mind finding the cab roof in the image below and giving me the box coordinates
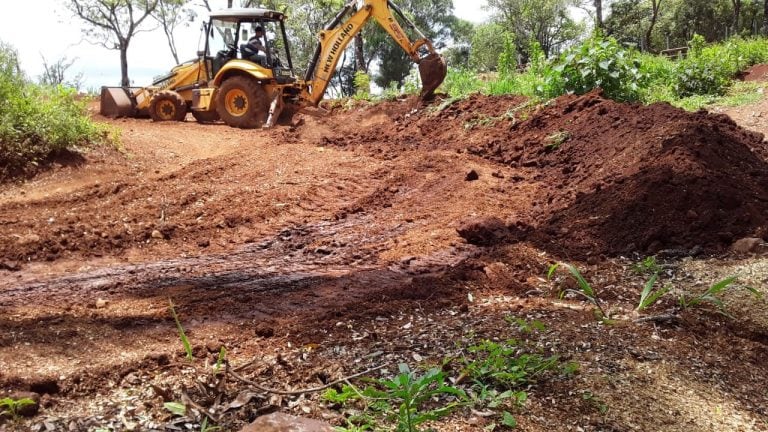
[209,8,285,22]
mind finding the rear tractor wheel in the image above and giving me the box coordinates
[149,90,187,122]
[216,76,269,129]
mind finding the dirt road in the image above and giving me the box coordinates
[1,93,767,431]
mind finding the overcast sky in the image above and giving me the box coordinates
[0,0,492,90]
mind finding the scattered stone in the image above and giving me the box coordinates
[17,234,41,246]
[206,340,224,353]
[491,171,505,178]
[238,412,334,432]
[0,261,21,271]
[465,169,479,181]
[197,239,210,248]
[95,298,108,309]
[731,237,764,254]
[254,322,275,338]
[150,230,164,239]
[457,216,508,246]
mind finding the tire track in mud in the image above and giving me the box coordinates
[0,214,476,312]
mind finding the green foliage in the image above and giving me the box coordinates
[632,256,661,275]
[325,364,466,432]
[163,401,187,417]
[636,273,671,311]
[463,340,559,390]
[0,397,35,420]
[552,36,645,102]
[353,71,371,100]
[0,40,112,180]
[548,262,609,319]
[441,67,485,98]
[168,298,193,360]
[470,23,508,72]
[679,276,762,316]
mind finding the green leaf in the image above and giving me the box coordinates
[163,401,186,417]
[546,263,559,280]
[599,60,611,70]
[502,411,517,427]
[706,276,737,296]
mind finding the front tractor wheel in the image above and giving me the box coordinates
[149,90,187,122]
[216,76,269,129]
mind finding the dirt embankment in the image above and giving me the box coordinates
[313,91,768,258]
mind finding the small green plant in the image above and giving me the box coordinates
[163,401,186,416]
[0,397,35,420]
[463,340,559,390]
[548,262,609,319]
[325,364,466,432]
[168,298,193,360]
[678,276,761,316]
[632,256,661,275]
[380,364,466,432]
[505,316,546,334]
[544,130,570,150]
[353,71,371,100]
[636,273,671,311]
[200,417,222,432]
[581,391,608,414]
[214,346,227,375]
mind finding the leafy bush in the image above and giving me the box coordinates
[0,40,111,180]
[441,67,484,98]
[551,36,645,101]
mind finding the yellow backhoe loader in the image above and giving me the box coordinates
[100,0,447,128]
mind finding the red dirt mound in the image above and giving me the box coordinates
[321,91,768,257]
[740,63,768,82]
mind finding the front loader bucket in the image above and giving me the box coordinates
[100,86,137,118]
[418,53,447,101]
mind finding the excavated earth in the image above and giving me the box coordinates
[0,91,767,431]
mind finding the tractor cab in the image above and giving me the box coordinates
[203,8,296,84]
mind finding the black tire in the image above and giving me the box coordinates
[149,90,187,122]
[216,76,269,129]
[192,110,220,123]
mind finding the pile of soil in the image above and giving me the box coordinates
[319,91,768,257]
[739,63,768,82]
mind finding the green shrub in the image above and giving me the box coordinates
[441,67,485,98]
[551,35,645,102]
[0,40,111,179]
[353,70,371,100]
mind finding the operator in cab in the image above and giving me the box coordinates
[241,25,268,65]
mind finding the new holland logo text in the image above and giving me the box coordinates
[323,23,355,74]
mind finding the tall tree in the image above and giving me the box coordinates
[39,55,84,89]
[485,0,583,59]
[594,0,604,28]
[765,0,768,34]
[644,0,662,51]
[153,0,196,64]
[731,0,742,32]
[67,0,160,86]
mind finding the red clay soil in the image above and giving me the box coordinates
[317,91,768,258]
[740,63,768,81]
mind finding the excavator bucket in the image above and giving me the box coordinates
[99,87,137,118]
[418,53,447,100]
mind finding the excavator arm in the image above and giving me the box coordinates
[300,0,446,106]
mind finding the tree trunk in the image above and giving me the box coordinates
[645,0,661,52]
[227,0,233,8]
[594,0,603,29]
[120,45,130,87]
[354,33,365,72]
[732,0,742,33]
[764,0,768,35]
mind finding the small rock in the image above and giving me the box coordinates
[239,412,334,432]
[731,237,764,254]
[150,230,164,239]
[254,323,275,338]
[197,239,210,248]
[457,216,508,246]
[0,261,21,271]
[491,171,505,179]
[17,234,41,246]
[465,170,479,181]
[95,298,108,309]
[206,340,224,353]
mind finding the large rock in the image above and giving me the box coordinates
[731,237,764,254]
[238,412,334,432]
